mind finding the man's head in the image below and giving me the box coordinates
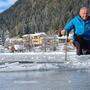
[79,7,89,20]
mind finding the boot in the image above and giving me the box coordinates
[76,47,82,55]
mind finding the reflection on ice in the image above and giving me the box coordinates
[0,62,59,72]
[0,59,90,72]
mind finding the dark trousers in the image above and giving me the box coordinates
[73,36,90,55]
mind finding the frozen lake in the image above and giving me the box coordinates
[0,70,90,90]
[0,52,90,90]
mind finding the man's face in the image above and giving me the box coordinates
[79,8,89,20]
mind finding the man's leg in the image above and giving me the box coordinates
[75,37,90,55]
[82,40,90,54]
[73,36,85,55]
[73,41,82,55]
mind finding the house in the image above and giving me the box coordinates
[22,32,47,46]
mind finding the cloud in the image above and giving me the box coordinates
[12,0,17,2]
[10,0,17,4]
[0,0,17,13]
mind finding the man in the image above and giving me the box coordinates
[61,7,90,55]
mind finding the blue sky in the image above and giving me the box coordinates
[0,0,17,13]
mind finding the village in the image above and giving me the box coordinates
[0,32,74,53]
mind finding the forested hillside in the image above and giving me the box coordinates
[0,0,89,37]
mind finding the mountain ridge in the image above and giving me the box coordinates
[0,0,89,38]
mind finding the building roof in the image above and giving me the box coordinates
[22,32,47,37]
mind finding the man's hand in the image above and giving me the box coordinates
[61,29,66,36]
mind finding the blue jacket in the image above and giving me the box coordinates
[64,15,90,40]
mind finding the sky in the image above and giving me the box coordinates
[0,0,17,13]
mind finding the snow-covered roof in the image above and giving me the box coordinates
[57,36,67,39]
[30,32,46,36]
[22,32,47,37]
[57,34,73,39]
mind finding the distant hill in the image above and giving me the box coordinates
[0,0,89,37]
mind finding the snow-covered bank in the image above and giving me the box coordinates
[0,52,76,63]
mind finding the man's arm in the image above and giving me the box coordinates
[61,19,75,35]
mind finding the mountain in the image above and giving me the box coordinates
[0,0,89,37]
